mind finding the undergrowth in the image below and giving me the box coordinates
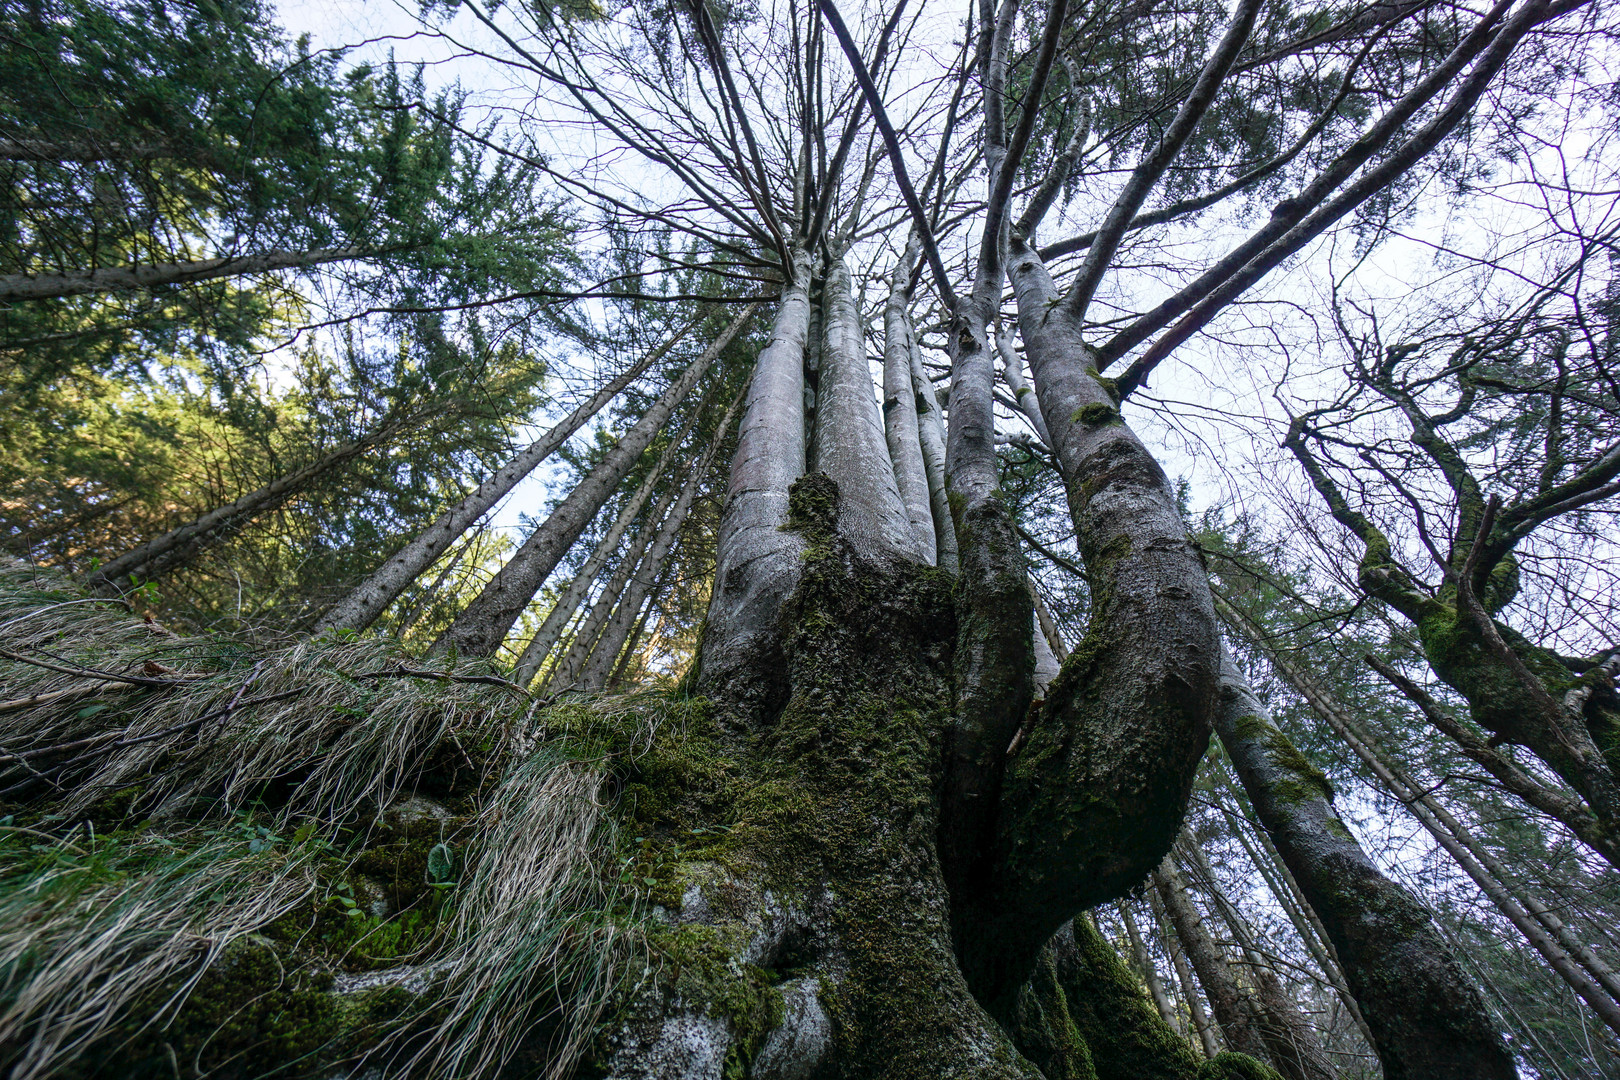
[0,558,671,1079]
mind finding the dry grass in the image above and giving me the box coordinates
[0,558,664,1079]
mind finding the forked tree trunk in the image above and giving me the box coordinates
[317,308,714,634]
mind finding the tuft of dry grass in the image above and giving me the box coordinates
[0,559,664,1079]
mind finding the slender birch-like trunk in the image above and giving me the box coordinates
[434,307,754,658]
[317,309,713,634]
[1210,643,1517,1078]
[509,392,712,686]
[577,387,746,690]
[883,237,938,563]
[85,410,423,593]
[1153,854,1273,1063]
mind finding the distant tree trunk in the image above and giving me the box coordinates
[1153,853,1273,1063]
[0,247,368,300]
[434,308,753,658]
[83,410,422,593]
[909,332,957,573]
[576,386,746,690]
[1118,900,1181,1036]
[1211,642,1518,1078]
[509,381,715,685]
[606,591,658,688]
[317,308,715,634]
[1152,885,1222,1058]
[1177,838,1337,1080]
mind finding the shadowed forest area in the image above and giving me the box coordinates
[1,0,1618,1077]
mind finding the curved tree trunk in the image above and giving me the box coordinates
[1212,644,1517,1079]
[317,308,713,634]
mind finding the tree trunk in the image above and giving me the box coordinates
[1177,837,1337,1080]
[434,309,749,658]
[84,411,420,593]
[910,334,959,573]
[318,308,714,634]
[699,249,812,707]
[1152,885,1222,1058]
[509,380,714,686]
[575,387,746,690]
[883,236,940,563]
[1211,643,1518,1078]
[1153,854,1274,1063]
[0,247,367,300]
[1118,900,1181,1036]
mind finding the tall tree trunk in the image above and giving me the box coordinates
[434,308,751,658]
[576,387,746,690]
[543,483,683,694]
[1211,643,1518,1078]
[699,249,812,707]
[0,247,368,300]
[815,258,922,561]
[318,308,715,634]
[883,237,939,563]
[1118,900,1181,1036]
[1152,885,1222,1058]
[84,409,422,593]
[606,590,658,688]
[909,334,958,573]
[1153,854,1273,1063]
[1177,836,1337,1080]
[509,384,714,685]
[1225,599,1620,1036]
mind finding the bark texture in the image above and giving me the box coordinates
[699,249,813,709]
[1212,646,1517,1079]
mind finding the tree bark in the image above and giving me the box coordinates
[509,384,712,686]
[814,258,922,561]
[1154,854,1273,1063]
[1211,643,1518,1078]
[576,387,746,690]
[434,309,749,658]
[699,249,812,707]
[318,308,716,635]
[84,411,421,593]
[0,248,368,300]
[883,236,939,563]
[909,332,958,573]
